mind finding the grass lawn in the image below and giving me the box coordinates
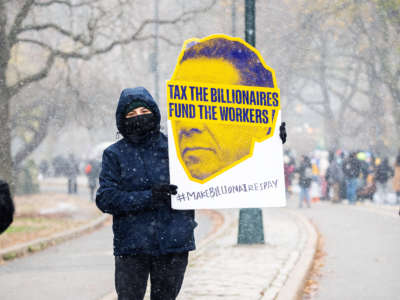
[0,193,101,250]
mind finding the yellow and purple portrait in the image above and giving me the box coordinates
[167,34,280,184]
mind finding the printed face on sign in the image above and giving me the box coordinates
[172,58,266,180]
[168,37,279,183]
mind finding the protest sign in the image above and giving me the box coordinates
[167,34,286,209]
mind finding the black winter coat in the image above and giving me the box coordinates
[375,162,393,184]
[342,157,361,179]
[0,180,14,234]
[96,87,197,256]
[298,161,312,188]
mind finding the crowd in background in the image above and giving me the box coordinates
[284,149,400,208]
[18,147,400,208]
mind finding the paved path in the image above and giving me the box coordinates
[292,200,400,300]
[0,225,114,300]
[99,208,310,300]
[3,179,312,300]
[0,211,212,300]
[177,208,308,300]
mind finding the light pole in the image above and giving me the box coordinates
[231,0,237,36]
[237,0,265,245]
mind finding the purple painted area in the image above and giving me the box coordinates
[180,38,274,88]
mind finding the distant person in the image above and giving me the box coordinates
[325,154,343,203]
[298,155,312,208]
[85,160,101,201]
[0,180,14,234]
[342,152,361,204]
[310,158,321,203]
[359,155,369,188]
[393,153,400,204]
[375,157,393,204]
[66,154,79,194]
[39,160,49,178]
[357,169,376,201]
[284,151,296,195]
[338,151,347,200]
[284,155,295,196]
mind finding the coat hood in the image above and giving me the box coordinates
[116,87,161,136]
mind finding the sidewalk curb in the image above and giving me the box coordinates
[275,210,318,300]
[0,214,110,262]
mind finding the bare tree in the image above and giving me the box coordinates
[350,0,400,150]
[289,14,365,149]
[288,0,399,151]
[0,0,216,187]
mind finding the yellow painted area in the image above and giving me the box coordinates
[168,34,280,184]
[167,80,280,127]
[174,58,241,85]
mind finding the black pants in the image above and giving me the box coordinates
[115,252,188,300]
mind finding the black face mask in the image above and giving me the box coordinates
[123,114,158,138]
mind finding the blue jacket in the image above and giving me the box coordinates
[96,87,197,256]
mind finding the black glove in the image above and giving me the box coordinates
[279,122,287,144]
[151,184,178,200]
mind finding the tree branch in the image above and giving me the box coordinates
[327,87,367,116]
[346,121,365,138]
[4,0,218,105]
[13,104,55,170]
[34,0,96,7]
[17,0,216,60]
[18,23,94,46]
[135,34,181,47]
[8,51,55,97]
[0,1,9,77]
[8,0,35,45]
[0,1,7,39]
[16,38,52,49]
[295,92,326,116]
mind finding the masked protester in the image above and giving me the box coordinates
[0,180,14,234]
[96,87,196,300]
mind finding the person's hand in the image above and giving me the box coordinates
[151,184,178,200]
[279,122,287,144]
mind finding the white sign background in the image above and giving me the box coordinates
[168,114,286,210]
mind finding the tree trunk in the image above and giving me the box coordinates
[392,101,400,151]
[0,87,13,190]
[324,117,340,151]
